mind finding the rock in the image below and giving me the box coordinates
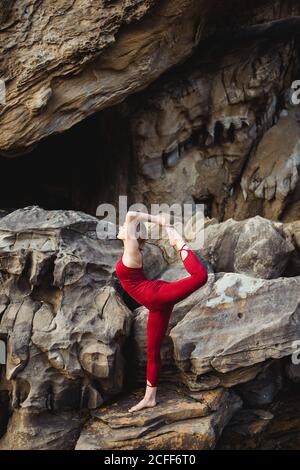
[236,361,283,407]
[0,408,83,450]
[0,206,133,448]
[257,384,300,450]
[141,242,168,280]
[1,4,300,222]
[218,383,300,450]
[0,210,11,219]
[75,384,242,450]
[283,220,300,275]
[217,409,274,450]
[129,33,299,220]
[0,0,207,155]
[285,362,300,383]
[2,1,299,156]
[170,272,300,376]
[232,107,300,221]
[198,215,295,278]
[0,1,300,452]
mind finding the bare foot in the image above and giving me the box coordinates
[128,397,157,413]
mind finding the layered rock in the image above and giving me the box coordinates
[197,215,295,278]
[0,206,133,449]
[1,3,300,223]
[1,1,300,450]
[75,384,242,450]
[223,96,300,222]
[0,0,207,155]
[127,31,300,221]
[218,377,300,450]
[170,272,300,376]
[0,207,299,449]
[1,0,300,165]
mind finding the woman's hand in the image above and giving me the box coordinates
[165,225,184,247]
[126,210,171,226]
[156,213,171,226]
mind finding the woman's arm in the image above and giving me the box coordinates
[125,211,170,226]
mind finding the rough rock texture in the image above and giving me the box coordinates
[197,215,295,278]
[2,3,300,222]
[126,25,300,221]
[0,0,208,155]
[1,0,300,452]
[236,361,283,407]
[75,384,242,450]
[0,206,134,449]
[218,380,300,450]
[0,408,84,450]
[0,207,299,449]
[170,272,300,377]
[238,107,300,220]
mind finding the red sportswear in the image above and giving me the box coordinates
[115,245,208,387]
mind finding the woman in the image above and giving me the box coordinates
[115,211,208,413]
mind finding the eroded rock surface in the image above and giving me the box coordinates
[170,272,300,377]
[127,28,300,221]
[218,381,300,450]
[0,206,133,449]
[75,384,242,450]
[0,0,206,154]
[198,215,295,278]
[0,207,299,449]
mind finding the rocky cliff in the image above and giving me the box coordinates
[0,207,299,449]
[0,0,300,450]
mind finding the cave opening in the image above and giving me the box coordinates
[1,18,300,228]
[0,106,136,217]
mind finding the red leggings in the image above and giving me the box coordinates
[115,245,208,387]
[145,246,208,386]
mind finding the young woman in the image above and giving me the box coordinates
[115,211,208,413]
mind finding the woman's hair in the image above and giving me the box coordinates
[136,221,147,250]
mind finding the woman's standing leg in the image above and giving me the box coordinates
[128,308,172,412]
[146,309,172,387]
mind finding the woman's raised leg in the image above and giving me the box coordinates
[154,246,208,306]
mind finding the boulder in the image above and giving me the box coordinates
[0,0,207,154]
[198,215,295,278]
[170,272,300,376]
[0,206,132,448]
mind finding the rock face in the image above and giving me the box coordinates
[0,0,207,155]
[218,379,300,450]
[127,26,300,221]
[1,0,300,452]
[0,206,133,449]
[170,272,300,376]
[2,2,300,221]
[197,215,295,278]
[1,0,300,156]
[0,208,299,449]
[238,108,300,220]
[75,384,242,450]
